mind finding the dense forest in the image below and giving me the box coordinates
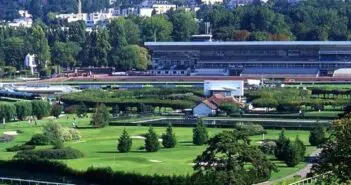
[2,0,351,75]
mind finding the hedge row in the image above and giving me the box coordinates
[0,159,197,185]
[14,147,84,160]
[0,100,51,121]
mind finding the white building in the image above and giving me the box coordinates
[193,100,217,117]
[56,13,88,23]
[18,10,32,18]
[24,54,37,75]
[139,7,154,17]
[204,80,244,97]
[201,0,223,5]
[121,7,138,17]
[152,4,176,14]
[7,18,33,28]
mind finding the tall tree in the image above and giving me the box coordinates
[142,15,173,42]
[30,23,51,70]
[169,11,198,41]
[162,124,177,148]
[92,104,110,127]
[51,41,81,68]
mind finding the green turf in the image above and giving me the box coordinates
[0,116,315,180]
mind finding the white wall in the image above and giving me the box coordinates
[193,103,215,117]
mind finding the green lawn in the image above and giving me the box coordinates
[0,116,315,180]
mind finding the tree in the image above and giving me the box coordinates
[108,18,128,50]
[311,115,351,182]
[193,119,209,145]
[51,41,81,68]
[81,29,111,67]
[29,23,51,71]
[284,141,302,167]
[32,100,51,120]
[162,124,177,148]
[274,129,290,161]
[76,102,88,118]
[68,21,86,45]
[0,103,16,122]
[169,11,198,41]
[193,130,277,185]
[117,129,132,153]
[15,101,32,121]
[118,45,150,71]
[145,126,160,152]
[92,104,110,127]
[309,124,326,146]
[142,15,173,42]
[284,136,306,167]
[51,104,63,118]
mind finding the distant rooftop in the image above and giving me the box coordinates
[145,41,351,46]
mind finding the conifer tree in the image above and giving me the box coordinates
[193,119,209,145]
[117,129,132,153]
[162,124,177,148]
[145,126,160,152]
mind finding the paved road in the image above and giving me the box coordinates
[257,149,322,185]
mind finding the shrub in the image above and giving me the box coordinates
[162,125,177,148]
[6,144,35,152]
[193,119,208,145]
[259,140,277,155]
[43,121,81,144]
[145,127,160,152]
[68,129,81,141]
[236,123,266,136]
[309,125,326,146]
[14,147,84,160]
[117,129,132,153]
[26,134,50,145]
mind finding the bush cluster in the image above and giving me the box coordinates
[6,144,35,152]
[236,123,266,136]
[26,134,50,145]
[259,140,277,155]
[14,147,84,160]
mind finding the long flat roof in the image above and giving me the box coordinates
[145,41,351,46]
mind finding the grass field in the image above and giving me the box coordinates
[0,116,315,180]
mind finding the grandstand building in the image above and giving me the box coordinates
[144,41,351,77]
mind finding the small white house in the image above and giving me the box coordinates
[24,53,37,75]
[193,100,217,117]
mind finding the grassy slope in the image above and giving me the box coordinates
[0,116,314,180]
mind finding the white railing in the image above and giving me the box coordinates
[288,172,332,185]
[0,177,75,185]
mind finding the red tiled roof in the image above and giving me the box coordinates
[209,93,244,107]
[201,99,217,110]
